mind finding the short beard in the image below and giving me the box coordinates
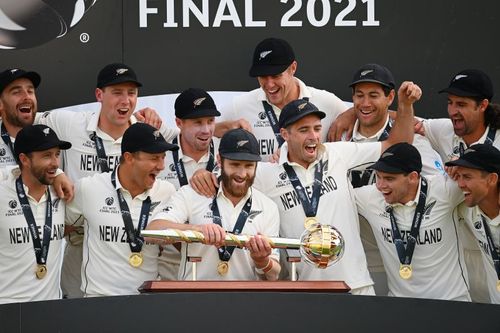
[220,167,255,199]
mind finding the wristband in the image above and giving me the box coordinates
[255,258,273,275]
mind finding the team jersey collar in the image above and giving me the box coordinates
[475,206,500,227]
[87,110,138,142]
[352,115,391,142]
[112,165,152,200]
[217,182,253,208]
[0,119,15,141]
[387,176,421,209]
[174,134,212,163]
[453,125,496,152]
[278,141,326,170]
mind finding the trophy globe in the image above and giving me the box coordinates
[299,224,345,269]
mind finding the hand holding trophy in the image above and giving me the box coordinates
[141,223,344,269]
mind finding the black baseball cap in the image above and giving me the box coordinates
[439,69,493,101]
[445,144,500,174]
[249,38,295,77]
[175,88,221,119]
[122,123,178,154]
[0,68,41,94]
[278,99,326,129]
[350,63,395,90]
[371,143,422,174]
[219,128,261,162]
[97,63,142,89]
[14,125,71,157]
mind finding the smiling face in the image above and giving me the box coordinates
[176,116,215,154]
[257,61,299,109]
[22,147,61,186]
[375,170,419,205]
[96,82,138,130]
[0,77,37,130]
[280,114,322,169]
[128,151,166,192]
[455,166,496,207]
[220,158,257,202]
[447,94,487,142]
[352,82,394,136]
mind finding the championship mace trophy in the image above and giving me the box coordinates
[141,223,345,277]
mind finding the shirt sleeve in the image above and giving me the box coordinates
[65,178,86,226]
[325,141,382,170]
[150,185,191,224]
[422,118,453,156]
[218,96,238,122]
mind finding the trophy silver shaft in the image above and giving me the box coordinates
[141,229,302,249]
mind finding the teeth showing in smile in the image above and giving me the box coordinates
[19,104,32,113]
[118,108,128,115]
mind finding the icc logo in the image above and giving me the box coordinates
[0,1,97,49]
[0,148,5,156]
[8,200,17,209]
[169,163,176,172]
[258,112,267,120]
[279,172,287,180]
[105,197,114,206]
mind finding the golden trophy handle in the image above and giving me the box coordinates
[141,224,344,269]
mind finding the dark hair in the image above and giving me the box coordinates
[471,97,500,129]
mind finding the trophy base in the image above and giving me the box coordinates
[139,280,350,293]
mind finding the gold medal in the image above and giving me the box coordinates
[304,217,318,229]
[217,261,229,276]
[35,264,47,279]
[399,264,412,280]
[129,252,143,268]
[497,280,500,292]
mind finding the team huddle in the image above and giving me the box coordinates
[0,38,499,305]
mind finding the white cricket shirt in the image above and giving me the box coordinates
[253,142,382,289]
[354,176,470,301]
[219,78,347,161]
[459,204,500,304]
[151,185,280,281]
[65,171,176,296]
[0,178,65,304]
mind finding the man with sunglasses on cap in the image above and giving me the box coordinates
[353,143,470,301]
[157,88,221,280]
[147,129,281,281]
[33,63,179,298]
[65,123,177,297]
[215,37,348,162]
[447,144,500,303]
[0,125,71,304]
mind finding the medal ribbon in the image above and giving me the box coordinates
[211,193,252,262]
[350,120,392,188]
[91,132,111,173]
[283,159,324,218]
[386,177,428,266]
[15,176,52,266]
[262,101,284,147]
[458,126,496,156]
[172,137,215,187]
[111,169,151,253]
[1,123,18,163]
[481,215,500,282]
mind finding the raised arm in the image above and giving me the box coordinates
[381,81,422,152]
